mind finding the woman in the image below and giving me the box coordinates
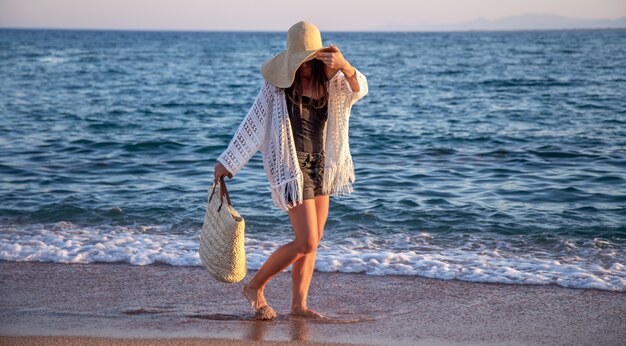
[213,21,368,320]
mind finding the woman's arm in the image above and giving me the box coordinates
[339,63,359,92]
[214,80,272,182]
[346,66,368,105]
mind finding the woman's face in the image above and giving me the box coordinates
[297,60,313,79]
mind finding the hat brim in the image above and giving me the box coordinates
[261,46,329,88]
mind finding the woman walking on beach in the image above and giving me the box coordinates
[213,21,368,320]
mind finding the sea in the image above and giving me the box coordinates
[1,29,624,291]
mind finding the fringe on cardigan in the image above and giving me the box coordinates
[322,154,356,196]
[270,171,304,212]
[269,155,355,212]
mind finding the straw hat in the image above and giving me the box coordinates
[261,21,329,88]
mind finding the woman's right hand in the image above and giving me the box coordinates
[213,161,233,185]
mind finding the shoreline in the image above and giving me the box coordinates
[1,261,625,345]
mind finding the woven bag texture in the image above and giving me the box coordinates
[199,182,247,283]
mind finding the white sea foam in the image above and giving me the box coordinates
[1,223,624,291]
[39,56,68,64]
[0,223,198,266]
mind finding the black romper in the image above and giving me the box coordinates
[285,93,328,201]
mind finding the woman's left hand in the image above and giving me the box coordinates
[315,44,349,70]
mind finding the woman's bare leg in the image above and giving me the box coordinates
[291,194,330,317]
[243,199,319,311]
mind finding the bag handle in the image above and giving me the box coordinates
[208,176,232,212]
[219,176,232,206]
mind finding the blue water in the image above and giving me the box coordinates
[1,29,625,290]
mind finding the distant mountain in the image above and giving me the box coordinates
[372,13,626,32]
[455,13,626,31]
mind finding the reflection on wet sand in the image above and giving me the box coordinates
[288,317,311,342]
[245,315,312,342]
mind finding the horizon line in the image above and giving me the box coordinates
[2,26,626,34]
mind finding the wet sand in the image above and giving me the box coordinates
[0,261,624,345]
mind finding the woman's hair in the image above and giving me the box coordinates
[285,58,328,115]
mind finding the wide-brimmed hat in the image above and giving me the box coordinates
[261,21,329,88]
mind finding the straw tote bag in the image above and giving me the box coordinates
[199,177,247,283]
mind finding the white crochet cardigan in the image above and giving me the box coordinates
[217,68,368,211]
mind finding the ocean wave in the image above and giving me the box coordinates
[1,223,623,292]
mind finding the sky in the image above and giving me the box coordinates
[1,0,626,31]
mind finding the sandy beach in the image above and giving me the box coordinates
[0,261,624,346]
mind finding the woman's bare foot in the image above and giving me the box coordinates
[242,283,277,320]
[242,283,267,310]
[290,307,326,319]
